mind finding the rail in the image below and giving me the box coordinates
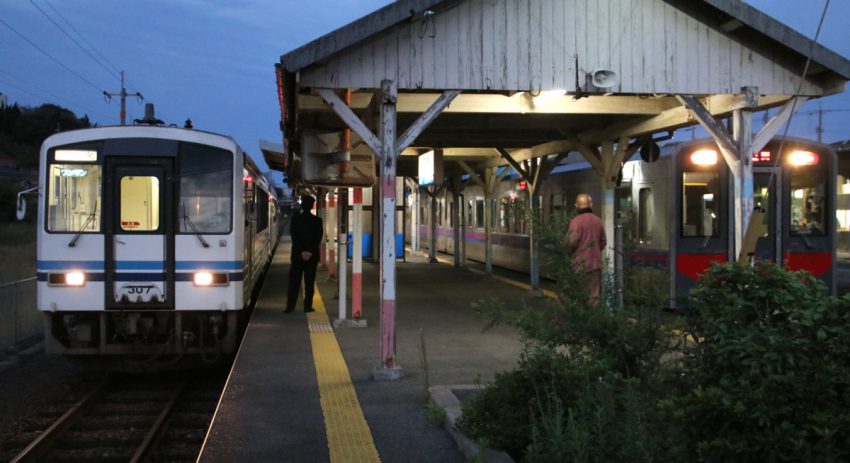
[0,276,39,352]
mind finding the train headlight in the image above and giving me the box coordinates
[65,272,86,286]
[193,272,228,286]
[690,149,718,166]
[789,150,819,166]
[48,272,86,286]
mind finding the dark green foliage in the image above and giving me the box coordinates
[670,261,850,462]
[0,103,91,167]
[526,376,659,463]
[462,207,679,461]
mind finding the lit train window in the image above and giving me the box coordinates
[179,144,232,234]
[790,167,826,236]
[47,164,102,232]
[120,176,160,231]
[638,187,654,245]
[681,171,719,237]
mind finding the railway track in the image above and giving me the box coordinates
[8,371,225,463]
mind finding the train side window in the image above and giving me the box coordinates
[681,171,719,237]
[638,187,654,244]
[120,176,160,232]
[475,199,484,228]
[47,164,102,232]
[790,167,826,236]
[179,144,232,234]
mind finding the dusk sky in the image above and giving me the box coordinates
[2,0,849,184]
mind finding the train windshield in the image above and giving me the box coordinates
[47,164,102,232]
[681,171,719,237]
[790,166,826,236]
[178,144,233,234]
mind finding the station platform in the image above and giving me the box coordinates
[198,239,530,462]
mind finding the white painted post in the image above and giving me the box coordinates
[601,188,616,275]
[733,106,754,261]
[319,192,327,269]
[376,79,402,380]
[411,182,419,252]
[327,190,337,280]
[337,188,347,321]
[429,188,437,263]
[352,188,363,320]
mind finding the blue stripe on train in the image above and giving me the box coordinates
[38,260,243,271]
[37,272,245,282]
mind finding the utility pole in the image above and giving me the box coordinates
[817,101,823,143]
[103,70,143,125]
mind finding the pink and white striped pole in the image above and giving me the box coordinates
[375,79,402,380]
[327,191,337,279]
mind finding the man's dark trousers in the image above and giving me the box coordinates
[287,256,318,311]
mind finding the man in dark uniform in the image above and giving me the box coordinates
[285,195,323,313]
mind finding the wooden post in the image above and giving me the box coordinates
[327,191,337,279]
[484,168,494,274]
[337,188,347,319]
[733,92,755,260]
[452,176,462,267]
[375,79,402,380]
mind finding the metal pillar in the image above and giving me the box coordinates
[327,191,337,280]
[375,80,403,380]
[352,188,364,320]
[428,187,437,263]
[337,188,348,320]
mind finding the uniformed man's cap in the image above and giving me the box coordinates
[300,195,315,207]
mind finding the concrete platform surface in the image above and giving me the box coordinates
[200,240,528,462]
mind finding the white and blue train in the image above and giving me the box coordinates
[36,121,278,360]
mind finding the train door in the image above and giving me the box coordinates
[673,148,729,305]
[103,158,174,309]
[752,168,780,262]
[782,148,834,292]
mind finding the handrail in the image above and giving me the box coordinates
[0,277,37,289]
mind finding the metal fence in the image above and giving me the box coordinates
[0,277,39,351]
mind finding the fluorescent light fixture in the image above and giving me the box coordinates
[531,89,567,108]
[703,194,714,201]
[55,150,97,161]
[690,149,718,166]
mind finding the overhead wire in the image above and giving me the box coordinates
[0,75,112,121]
[771,0,831,170]
[29,0,118,82]
[42,0,121,76]
[0,16,105,94]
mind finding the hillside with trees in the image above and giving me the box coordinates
[0,103,91,168]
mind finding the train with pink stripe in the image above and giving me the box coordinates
[412,137,837,307]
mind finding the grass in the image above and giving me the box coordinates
[0,221,36,284]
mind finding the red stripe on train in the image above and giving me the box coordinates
[677,253,727,281]
[783,252,832,277]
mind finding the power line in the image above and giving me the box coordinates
[0,16,105,94]
[29,0,117,81]
[0,75,112,120]
[41,0,122,77]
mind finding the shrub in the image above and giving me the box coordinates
[669,262,850,462]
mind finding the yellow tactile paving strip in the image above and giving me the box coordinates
[308,288,381,463]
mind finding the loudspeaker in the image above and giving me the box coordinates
[590,69,619,89]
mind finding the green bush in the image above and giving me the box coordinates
[669,262,850,462]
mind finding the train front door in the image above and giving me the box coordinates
[752,169,780,262]
[673,149,729,306]
[103,158,175,309]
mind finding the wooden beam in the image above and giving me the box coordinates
[457,160,485,189]
[394,90,460,155]
[676,94,740,171]
[316,88,383,156]
[298,93,677,115]
[574,143,605,178]
[578,94,790,145]
[750,96,809,157]
[496,147,530,180]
